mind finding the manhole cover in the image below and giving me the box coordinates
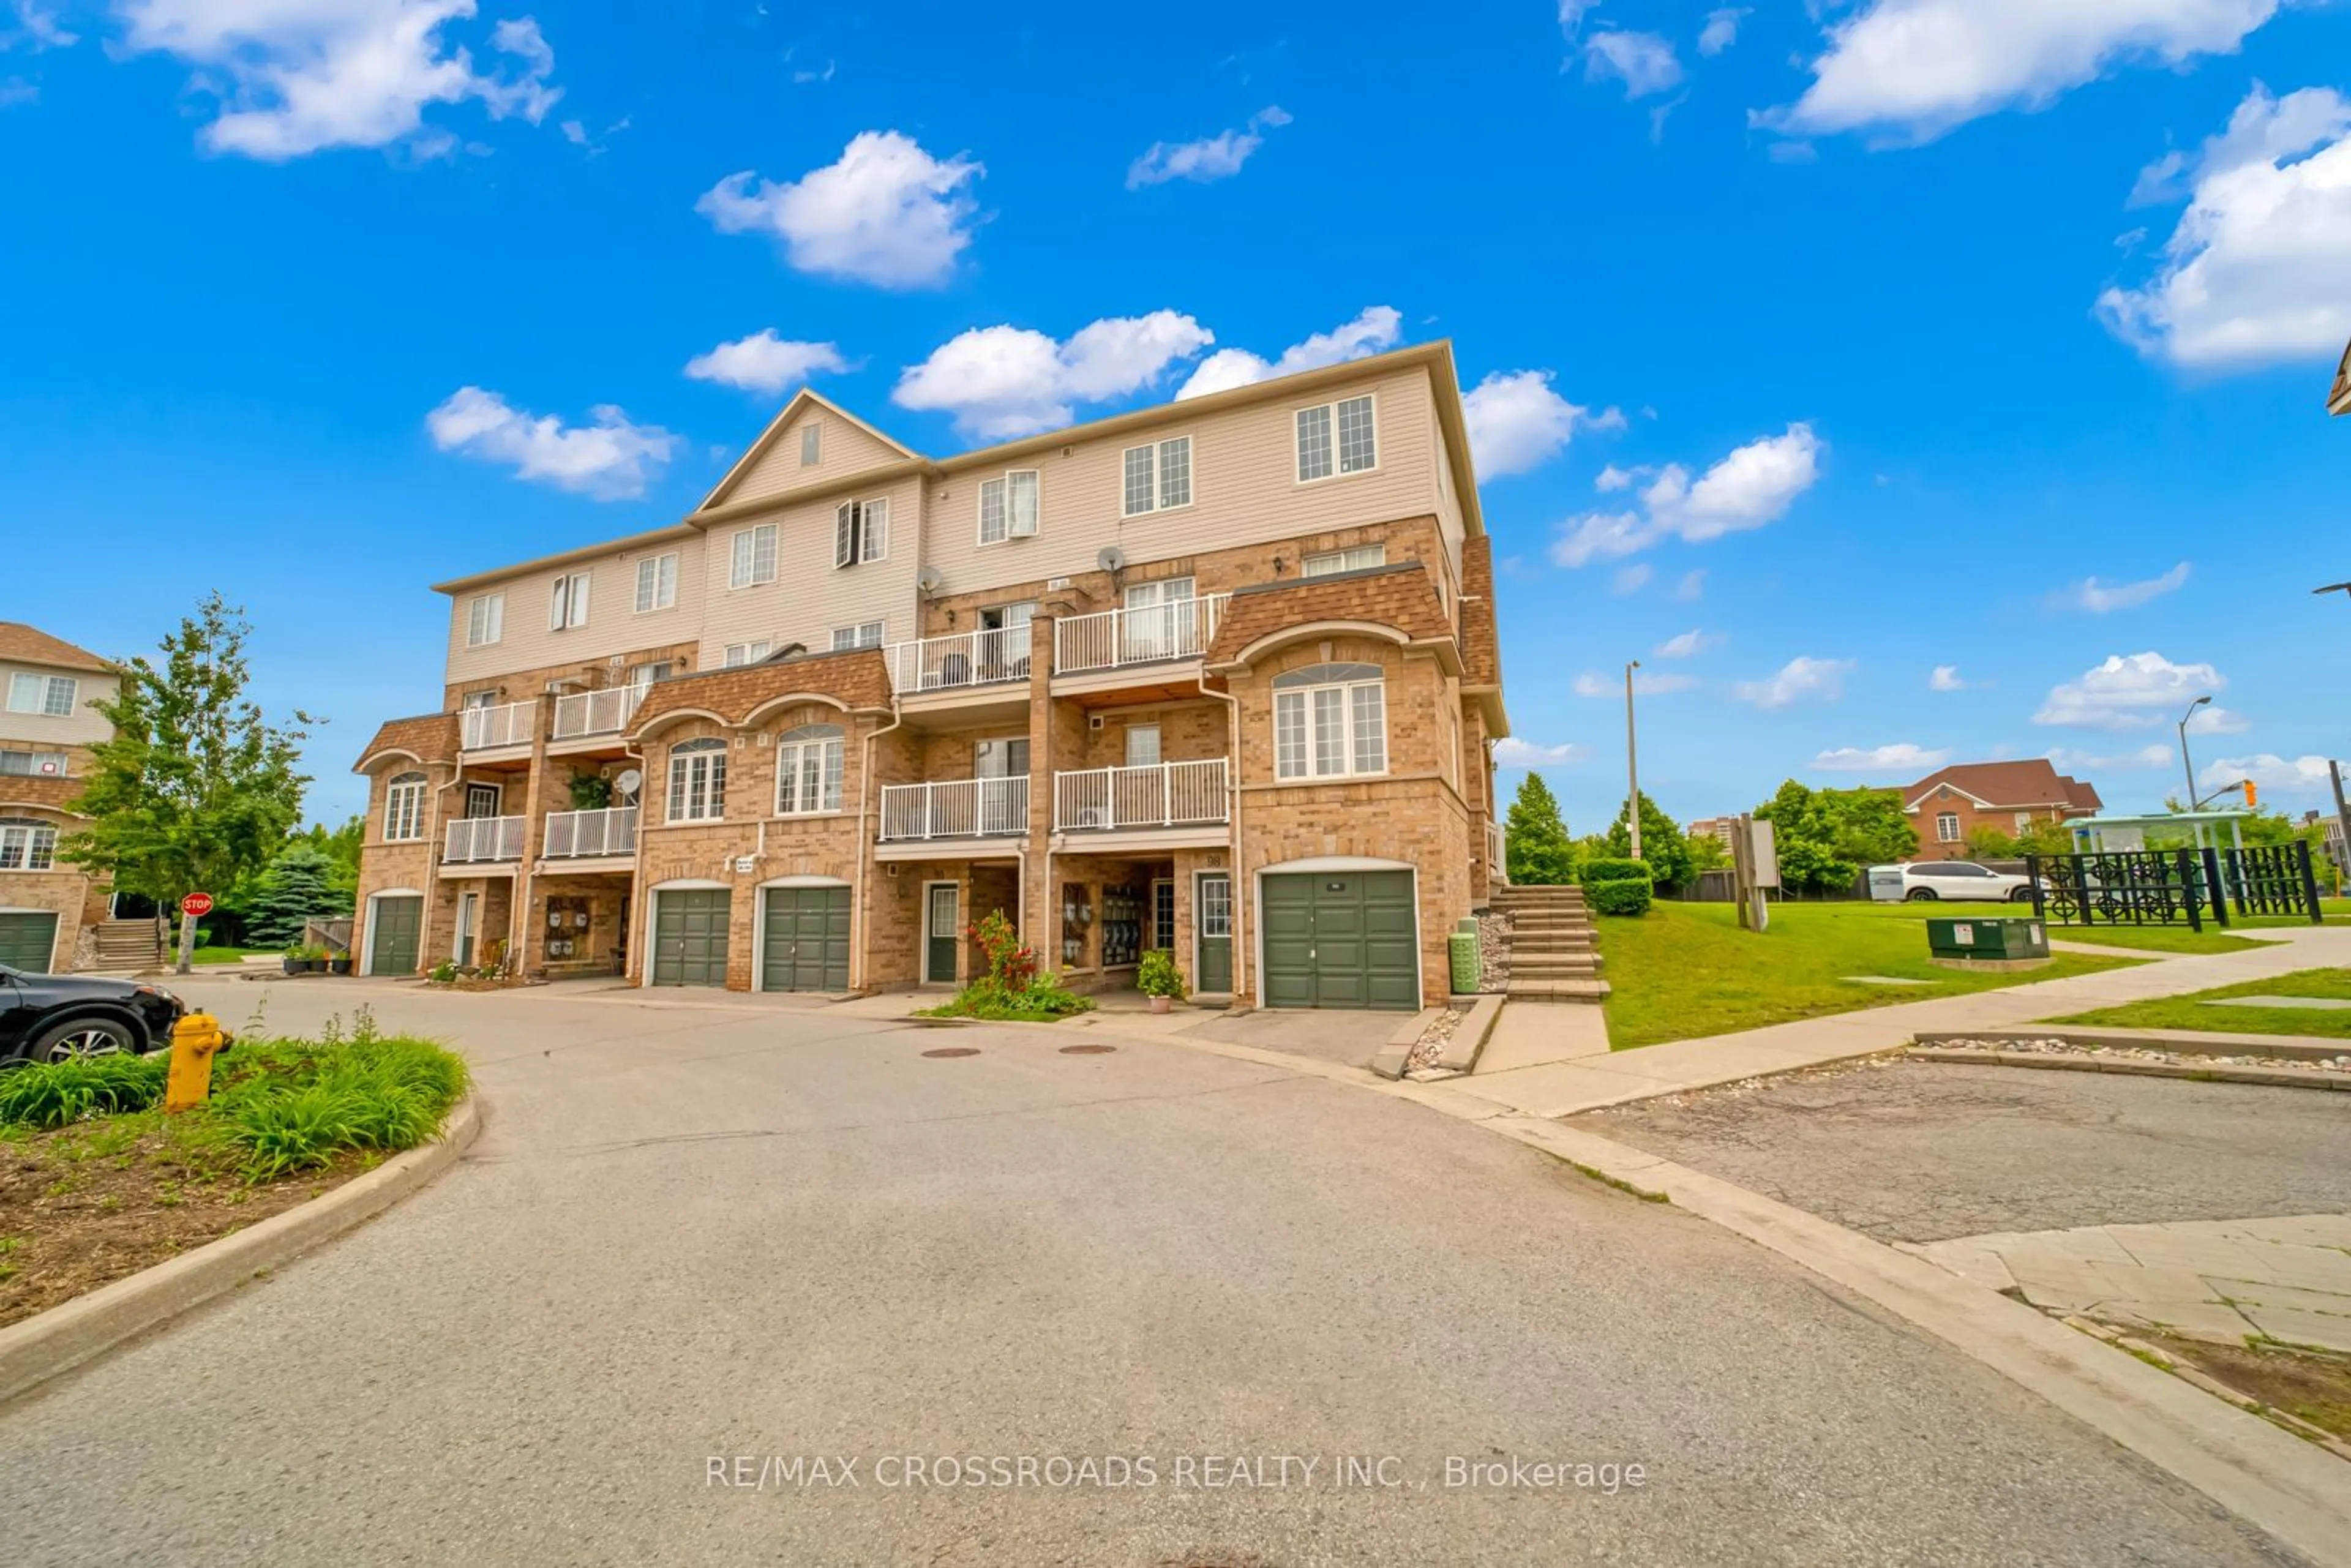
[921,1046,981,1058]
[1059,1043,1117,1055]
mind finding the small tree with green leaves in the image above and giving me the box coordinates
[243,845,343,950]
[1504,772,1575,885]
[1603,791,1692,891]
[61,594,316,973]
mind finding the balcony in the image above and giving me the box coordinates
[551,686,643,742]
[460,700,537,751]
[443,815,527,864]
[543,805,637,859]
[1052,595,1231,678]
[1054,759,1228,833]
[879,776,1029,842]
[887,629,1033,695]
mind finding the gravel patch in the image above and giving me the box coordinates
[1477,909,1512,991]
[1925,1035,2351,1074]
[1403,1006,1462,1073]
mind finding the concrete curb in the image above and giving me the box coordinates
[1908,1046,2351,1092]
[1371,1011,1433,1079]
[1509,1120,2351,1568]
[1437,994,1506,1073]
[0,1096,481,1407]
[1915,1025,2349,1063]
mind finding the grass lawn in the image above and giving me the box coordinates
[191,947,265,966]
[1599,901,2143,1050]
[2053,966,2351,1038]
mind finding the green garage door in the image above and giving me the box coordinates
[0,912,59,972]
[367,896,422,977]
[762,887,850,992]
[653,889,730,987]
[1261,870,1419,1011]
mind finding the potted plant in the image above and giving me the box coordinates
[327,947,354,977]
[569,771,613,811]
[282,944,306,977]
[301,942,330,973]
[1136,948,1187,1015]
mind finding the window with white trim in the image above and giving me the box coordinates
[1124,723,1161,768]
[1199,876,1231,938]
[800,422,822,466]
[0,817,56,871]
[549,571,591,631]
[977,470,1040,544]
[383,771,427,842]
[0,749,67,778]
[1296,394,1376,482]
[722,641,772,668]
[1273,662,1385,780]
[774,724,845,815]
[634,553,678,613]
[628,660,673,694]
[1936,812,1961,843]
[667,739,727,822]
[730,524,778,589]
[830,622,884,651]
[465,595,504,648]
[6,673,78,717]
[1121,436,1193,516]
[1303,544,1385,577]
[834,497,888,568]
[2012,812,2034,833]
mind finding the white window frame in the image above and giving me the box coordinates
[383,772,427,842]
[722,641,772,669]
[1937,812,1962,843]
[634,552,678,614]
[800,421,822,467]
[5,674,76,718]
[465,594,504,648]
[830,621,885,652]
[549,571,591,632]
[730,524,778,590]
[1272,664,1387,781]
[977,470,1041,545]
[774,726,846,816]
[667,740,728,823]
[0,749,68,778]
[1124,723,1161,768]
[629,660,673,695]
[1296,392,1377,484]
[1121,435,1194,517]
[834,497,889,569]
[0,818,58,872]
[2012,812,2035,833]
[1303,544,1385,577]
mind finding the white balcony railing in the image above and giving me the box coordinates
[879,777,1029,841]
[551,686,643,741]
[543,805,637,858]
[443,815,528,863]
[460,700,537,751]
[1054,759,1228,833]
[887,629,1033,694]
[1052,594,1231,677]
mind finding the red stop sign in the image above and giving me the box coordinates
[181,893,215,917]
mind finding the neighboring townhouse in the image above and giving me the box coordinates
[350,341,1512,1010]
[0,623,118,972]
[1903,760,2104,857]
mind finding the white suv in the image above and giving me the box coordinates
[1886,861,2037,902]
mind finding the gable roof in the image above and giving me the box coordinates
[695,388,925,514]
[1903,760,2104,814]
[0,622,112,673]
[2331,338,2351,417]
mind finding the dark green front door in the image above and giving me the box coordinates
[1261,871,1418,1010]
[1194,873,1232,994]
[0,912,58,972]
[762,887,850,992]
[653,889,730,987]
[367,896,421,977]
[925,885,959,983]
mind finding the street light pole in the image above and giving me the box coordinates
[2177,695,2210,809]
[1625,660,1641,861]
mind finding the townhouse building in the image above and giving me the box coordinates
[350,342,1511,1010]
[0,623,118,972]
[1903,760,2104,856]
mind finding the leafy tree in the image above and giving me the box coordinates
[1685,831,1730,876]
[1504,773,1575,885]
[1755,780,1919,892]
[1603,792,1692,891]
[243,845,343,948]
[61,594,316,973]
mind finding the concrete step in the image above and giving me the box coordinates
[1507,978,1610,1004]
[1510,936,1597,955]
[1493,892,1586,906]
[1507,918,1595,934]
[1512,956,1603,978]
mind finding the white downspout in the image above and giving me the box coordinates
[1198,672,1243,1002]
[621,740,647,985]
[854,697,906,992]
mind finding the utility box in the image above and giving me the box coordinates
[1449,931,1480,993]
[1926,917,2050,961]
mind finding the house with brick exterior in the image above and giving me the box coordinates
[1902,760,2104,858]
[348,342,1512,1010]
[0,623,119,972]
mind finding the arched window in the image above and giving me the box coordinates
[0,817,57,871]
[383,771,427,842]
[775,724,845,816]
[1270,662,1386,780]
[667,738,727,822]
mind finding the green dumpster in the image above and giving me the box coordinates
[1925,917,2050,961]
[1449,931,1480,993]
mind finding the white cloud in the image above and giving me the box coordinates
[1127,105,1289,189]
[2098,85,2351,369]
[1550,423,1824,567]
[1653,628,1722,659]
[1558,0,1593,38]
[1575,670,1700,697]
[1764,0,2292,144]
[2059,560,2192,612]
[697,130,983,290]
[1461,370,1621,479]
[1494,737,1589,767]
[1733,656,1853,709]
[1583,31,1682,99]
[1929,664,1969,691]
[426,386,677,500]
[0,75,32,106]
[1176,306,1401,400]
[2033,651,2225,730]
[893,312,1213,440]
[683,331,851,396]
[7,1,74,48]
[1594,463,1637,492]
[1698,7,1749,55]
[2200,752,2335,797]
[1813,742,1949,772]
[1612,563,1654,595]
[2045,744,2176,770]
[1673,569,1706,601]
[2189,704,2250,734]
[116,0,561,161]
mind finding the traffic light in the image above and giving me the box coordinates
[2243,779,2258,809]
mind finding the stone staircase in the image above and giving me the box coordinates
[1491,885,1608,1004]
[88,917,165,972]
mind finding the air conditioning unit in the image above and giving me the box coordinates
[1076,808,1108,829]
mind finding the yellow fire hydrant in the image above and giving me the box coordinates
[164,1013,227,1114]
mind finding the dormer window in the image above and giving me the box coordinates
[800,421,822,466]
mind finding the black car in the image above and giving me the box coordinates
[0,964,187,1066]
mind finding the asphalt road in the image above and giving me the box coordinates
[1575,1056,2351,1244]
[0,980,2306,1566]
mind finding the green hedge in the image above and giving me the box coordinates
[1589,877,1654,917]
[1580,857,1653,886]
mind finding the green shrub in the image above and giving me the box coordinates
[1589,878,1654,917]
[1580,857,1652,886]
[0,1053,168,1128]
[1136,948,1187,1000]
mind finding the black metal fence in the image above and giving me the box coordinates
[2024,842,2322,929]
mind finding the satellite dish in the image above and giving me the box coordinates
[917,565,945,595]
[1097,546,1127,575]
[615,768,642,802]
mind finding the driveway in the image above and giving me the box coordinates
[0,980,2300,1566]
[1179,1007,1401,1068]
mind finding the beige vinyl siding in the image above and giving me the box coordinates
[722,407,909,509]
[0,667,117,748]
[696,473,925,668]
[443,536,709,688]
[918,366,1445,599]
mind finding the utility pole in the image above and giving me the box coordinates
[1625,659,1642,861]
[2177,694,2210,809]
[2333,762,2351,895]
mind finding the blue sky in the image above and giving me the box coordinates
[4,0,2346,833]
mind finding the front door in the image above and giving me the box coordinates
[454,892,479,967]
[464,783,501,819]
[925,884,959,983]
[367,895,422,976]
[761,887,851,992]
[1194,873,1232,995]
[1121,577,1195,661]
